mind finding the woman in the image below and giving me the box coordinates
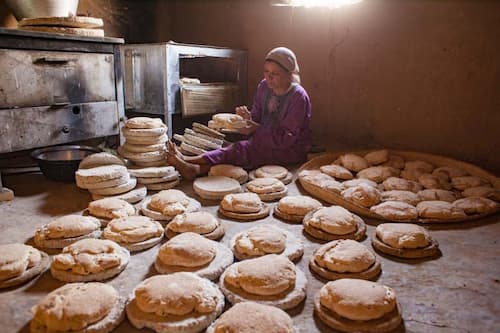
[167,47,312,180]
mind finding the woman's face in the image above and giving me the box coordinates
[264,60,291,94]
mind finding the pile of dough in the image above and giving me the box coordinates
[462,186,500,202]
[0,243,50,289]
[418,173,452,190]
[34,215,101,249]
[372,223,439,258]
[416,201,467,220]
[86,197,136,227]
[252,165,293,184]
[339,154,369,172]
[245,177,288,201]
[315,279,401,333]
[274,195,323,223]
[381,190,421,206]
[206,302,297,333]
[364,149,390,165]
[451,176,486,190]
[370,201,418,221]
[298,170,345,194]
[418,189,458,203]
[452,197,499,215]
[357,166,400,183]
[76,165,137,197]
[50,239,130,282]
[432,165,467,180]
[141,189,201,222]
[165,211,224,240]
[209,164,248,184]
[102,216,164,252]
[31,282,125,333]
[319,164,353,180]
[155,232,233,280]
[129,165,180,191]
[382,177,422,193]
[400,160,434,181]
[310,239,381,280]
[219,192,270,221]
[118,117,168,167]
[303,206,366,241]
[193,176,242,200]
[126,273,224,333]
[220,254,307,310]
[341,183,381,208]
[208,113,247,130]
[230,225,304,262]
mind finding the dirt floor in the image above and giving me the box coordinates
[0,170,499,333]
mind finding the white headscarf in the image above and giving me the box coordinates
[265,47,301,84]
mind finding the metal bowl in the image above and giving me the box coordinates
[5,0,79,20]
[31,145,101,182]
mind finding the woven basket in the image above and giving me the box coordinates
[298,150,499,223]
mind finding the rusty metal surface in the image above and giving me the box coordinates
[0,102,119,153]
[0,49,115,109]
[0,170,498,333]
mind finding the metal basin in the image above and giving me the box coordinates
[31,145,101,182]
[5,0,79,20]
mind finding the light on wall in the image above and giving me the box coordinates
[272,0,363,8]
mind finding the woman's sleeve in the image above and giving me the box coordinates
[254,91,311,150]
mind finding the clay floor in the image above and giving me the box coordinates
[0,169,499,333]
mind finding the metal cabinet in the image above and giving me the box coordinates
[0,28,124,153]
[120,41,247,138]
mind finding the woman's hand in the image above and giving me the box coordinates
[237,121,259,136]
[235,105,251,120]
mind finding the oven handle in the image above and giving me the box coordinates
[34,57,77,64]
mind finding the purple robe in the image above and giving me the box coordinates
[203,79,312,170]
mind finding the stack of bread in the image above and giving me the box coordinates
[34,215,102,250]
[230,224,304,262]
[250,165,293,185]
[245,177,288,201]
[76,152,146,204]
[220,254,307,310]
[303,205,367,241]
[0,243,50,289]
[372,223,440,259]
[126,273,224,333]
[173,122,225,156]
[31,282,125,333]
[141,189,201,223]
[218,192,270,221]
[102,215,164,252]
[314,279,402,333]
[18,16,106,37]
[165,211,225,240]
[299,149,500,222]
[117,117,168,167]
[50,238,130,282]
[208,113,247,132]
[84,197,136,227]
[309,239,381,281]
[193,176,242,200]
[128,166,180,191]
[274,195,323,223]
[207,302,298,333]
[154,232,233,281]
